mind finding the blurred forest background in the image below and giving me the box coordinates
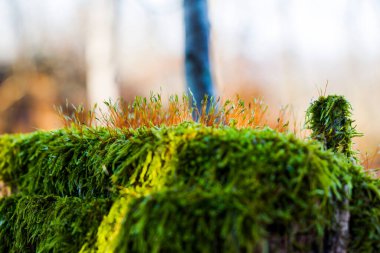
[0,0,380,165]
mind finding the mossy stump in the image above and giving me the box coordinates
[306,95,362,253]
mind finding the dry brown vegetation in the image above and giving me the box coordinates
[55,93,291,133]
[361,147,380,177]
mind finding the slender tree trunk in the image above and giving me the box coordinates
[183,0,215,111]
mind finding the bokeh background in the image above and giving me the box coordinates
[0,0,379,165]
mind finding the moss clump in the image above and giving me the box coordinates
[306,95,361,158]
[0,195,112,253]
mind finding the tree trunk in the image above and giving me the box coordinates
[183,0,215,112]
[85,0,119,109]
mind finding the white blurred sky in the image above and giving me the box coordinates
[1,0,380,147]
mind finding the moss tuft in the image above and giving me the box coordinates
[306,95,361,158]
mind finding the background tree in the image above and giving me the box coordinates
[85,0,119,109]
[183,0,215,112]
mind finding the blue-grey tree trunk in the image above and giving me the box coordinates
[183,0,215,112]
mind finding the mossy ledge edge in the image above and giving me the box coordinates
[0,122,379,252]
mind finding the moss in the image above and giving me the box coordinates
[0,127,178,198]
[305,95,380,251]
[56,94,276,130]
[0,134,23,189]
[87,196,132,253]
[0,95,379,252]
[0,194,112,253]
[81,126,356,252]
[349,169,380,252]
[306,95,361,158]
[0,195,17,252]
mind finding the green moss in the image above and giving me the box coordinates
[306,95,361,158]
[83,126,356,252]
[0,194,112,253]
[305,95,378,251]
[349,169,380,252]
[0,134,23,189]
[0,127,180,198]
[87,196,132,253]
[0,115,379,252]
